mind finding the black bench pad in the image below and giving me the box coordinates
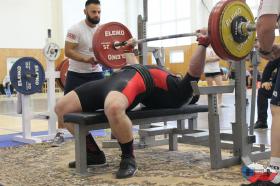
[64,104,208,125]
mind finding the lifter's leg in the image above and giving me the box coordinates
[52,91,80,146]
[55,91,82,134]
[55,91,106,168]
[104,91,133,143]
[104,91,137,179]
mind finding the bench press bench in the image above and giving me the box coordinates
[64,104,208,175]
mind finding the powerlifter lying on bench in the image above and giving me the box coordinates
[55,28,210,179]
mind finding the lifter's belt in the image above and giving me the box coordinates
[122,64,155,97]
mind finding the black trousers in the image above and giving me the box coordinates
[257,86,273,122]
[271,70,280,106]
[64,71,104,95]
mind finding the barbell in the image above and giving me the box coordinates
[92,0,261,69]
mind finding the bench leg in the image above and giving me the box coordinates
[74,124,88,175]
[188,116,198,130]
[208,95,223,169]
[139,123,156,147]
[169,133,178,151]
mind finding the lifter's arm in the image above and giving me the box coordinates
[188,46,207,78]
[124,38,139,65]
[188,29,209,78]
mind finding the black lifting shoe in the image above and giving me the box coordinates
[68,151,106,168]
[116,155,137,179]
[254,120,268,129]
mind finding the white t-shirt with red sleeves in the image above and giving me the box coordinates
[66,20,102,73]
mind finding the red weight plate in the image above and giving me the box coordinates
[56,58,69,90]
[208,0,244,61]
[59,58,69,89]
[92,22,133,69]
[56,58,64,72]
[208,0,232,60]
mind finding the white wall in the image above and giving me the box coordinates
[0,0,50,48]
[62,0,85,39]
[0,0,135,49]
[125,0,143,38]
[0,0,221,49]
[0,0,61,48]
[0,0,53,48]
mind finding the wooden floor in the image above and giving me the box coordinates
[0,90,271,145]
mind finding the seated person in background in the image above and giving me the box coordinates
[54,29,210,179]
[204,45,225,107]
[254,58,280,129]
[2,75,11,97]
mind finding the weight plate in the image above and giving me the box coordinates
[92,22,133,68]
[43,42,61,61]
[9,57,45,95]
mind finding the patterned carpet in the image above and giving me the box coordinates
[0,137,250,186]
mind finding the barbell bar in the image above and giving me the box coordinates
[114,18,258,49]
[114,32,198,48]
[113,19,260,50]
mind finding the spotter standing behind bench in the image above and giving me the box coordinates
[55,28,210,179]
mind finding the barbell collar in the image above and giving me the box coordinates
[239,22,279,36]
[245,23,256,32]
[114,41,128,48]
[237,22,255,36]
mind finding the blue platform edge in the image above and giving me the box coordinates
[0,127,139,148]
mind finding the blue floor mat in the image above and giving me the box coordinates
[0,127,139,148]
[0,131,48,148]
